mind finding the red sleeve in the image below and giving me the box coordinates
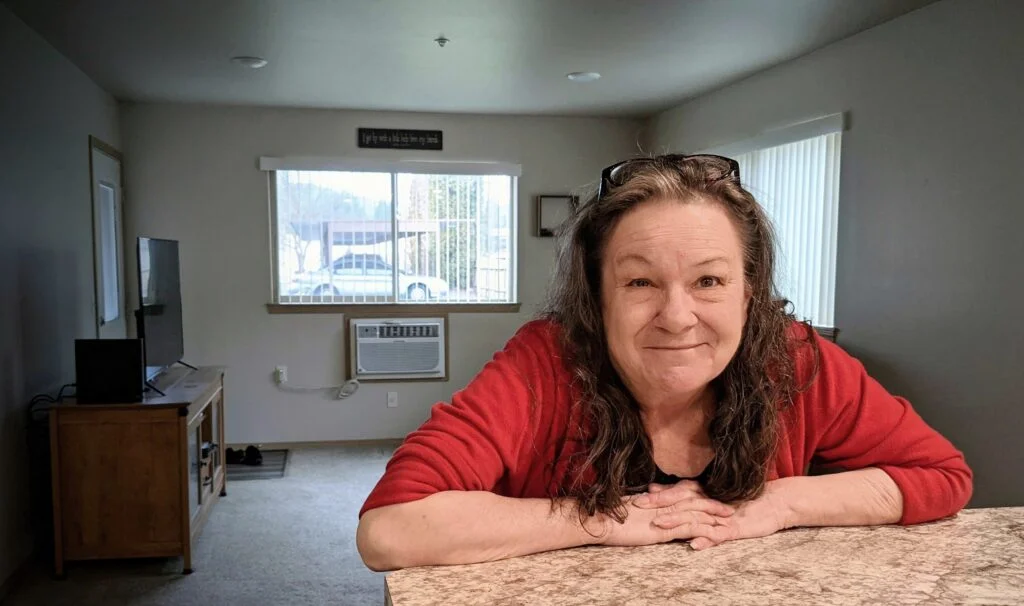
[358,320,556,518]
[796,328,973,525]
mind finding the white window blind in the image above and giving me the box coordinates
[734,131,842,327]
[263,158,519,305]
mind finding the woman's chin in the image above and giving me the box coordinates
[646,366,716,395]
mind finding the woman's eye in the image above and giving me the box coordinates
[697,276,723,288]
[627,278,652,288]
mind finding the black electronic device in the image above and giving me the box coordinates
[74,338,145,403]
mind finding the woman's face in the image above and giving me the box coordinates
[600,198,749,403]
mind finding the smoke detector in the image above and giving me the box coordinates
[230,56,268,69]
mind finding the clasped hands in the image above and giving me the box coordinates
[595,479,793,551]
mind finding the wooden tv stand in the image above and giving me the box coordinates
[49,365,226,575]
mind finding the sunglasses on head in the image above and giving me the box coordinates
[597,154,741,200]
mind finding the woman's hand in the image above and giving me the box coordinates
[596,481,736,547]
[634,479,793,550]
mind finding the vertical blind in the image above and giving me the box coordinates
[735,132,841,327]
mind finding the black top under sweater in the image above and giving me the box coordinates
[652,464,712,486]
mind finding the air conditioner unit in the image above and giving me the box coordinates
[349,317,446,381]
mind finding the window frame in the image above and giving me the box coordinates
[263,157,522,314]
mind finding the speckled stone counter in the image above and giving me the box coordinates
[385,507,1024,605]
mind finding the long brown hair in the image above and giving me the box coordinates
[543,154,817,523]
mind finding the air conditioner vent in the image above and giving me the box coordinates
[350,318,446,380]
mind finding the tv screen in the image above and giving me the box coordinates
[137,237,184,379]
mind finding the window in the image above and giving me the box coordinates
[707,115,843,328]
[263,158,519,305]
[97,182,121,323]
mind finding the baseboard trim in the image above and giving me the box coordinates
[227,438,404,451]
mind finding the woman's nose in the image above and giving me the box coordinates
[653,286,699,333]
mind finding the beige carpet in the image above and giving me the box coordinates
[6,443,399,606]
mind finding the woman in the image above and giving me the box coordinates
[356,154,972,572]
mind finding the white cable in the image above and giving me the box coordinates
[277,378,361,399]
[276,382,331,392]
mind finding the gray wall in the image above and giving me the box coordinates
[646,0,1024,507]
[119,103,641,444]
[0,5,121,588]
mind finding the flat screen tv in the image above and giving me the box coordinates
[136,237,184,380]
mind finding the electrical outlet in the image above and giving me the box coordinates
[387,391,398,408]
[274,366,288,384]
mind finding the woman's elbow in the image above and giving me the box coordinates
[357,508,403,572]
[934,454,975,516]
[949,460,974,513]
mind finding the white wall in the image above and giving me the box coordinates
[120,103,640,443]
[0,5,120,589]
[646,0,1024,507]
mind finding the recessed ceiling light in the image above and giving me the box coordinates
[231,56,268,69]
[567,71,601,83]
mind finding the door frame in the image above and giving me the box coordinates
[88,135,126,338]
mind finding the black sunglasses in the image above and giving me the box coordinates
[597,154,741,200]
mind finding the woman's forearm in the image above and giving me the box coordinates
[357,491,601,571]
[773,468,904,529]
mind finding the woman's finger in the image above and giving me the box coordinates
[658,496,735,518]
[648,482,706,497]
[665,521,734,544]
[690,537,717,551]
[651,510,720,530]
[634,480,703,508]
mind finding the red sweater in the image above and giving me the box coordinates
[361,320,972,525]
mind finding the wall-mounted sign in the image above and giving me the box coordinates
[358,128,443,151]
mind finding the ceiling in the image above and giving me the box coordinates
[6,0,936,117]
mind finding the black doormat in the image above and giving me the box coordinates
[227,449,288,481]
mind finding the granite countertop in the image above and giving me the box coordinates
[385,507,1024,606]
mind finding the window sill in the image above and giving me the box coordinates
[813,326,839,343]
[266,303,522,315]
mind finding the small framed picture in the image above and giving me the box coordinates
[535,195,578,237]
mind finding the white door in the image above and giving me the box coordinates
[91,139,127,339]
